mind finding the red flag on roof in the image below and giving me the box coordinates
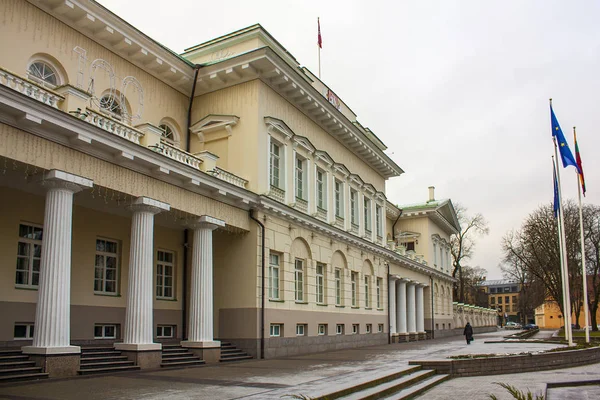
[318,18,322,48]
[574,129,586,196]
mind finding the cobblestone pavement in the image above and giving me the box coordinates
[0,329,597,400]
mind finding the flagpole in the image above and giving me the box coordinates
[318,44,321,79]
[553,153,572,345]
[574,126,590,343]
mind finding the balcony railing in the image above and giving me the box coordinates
[335,216,344,229]
[296,197,308,212]
[0,67,63,109]
[150,139,202,170]
[84,108,144,145]
[212,167,248,188]
[316,207,327,221]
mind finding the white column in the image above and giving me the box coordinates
[116,197,169,351]
[407,281,417,333]
[23,170,92,355]
[397,278,408,334]
[388,277,397,334]
[416,283,426,332]
[183,215,225,348]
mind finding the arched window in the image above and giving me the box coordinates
[159,124,176,142]
[27,61,59,88]
[100,94,122,119]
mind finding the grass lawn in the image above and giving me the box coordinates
[557,329,600,338]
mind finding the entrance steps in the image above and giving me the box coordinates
[219,341,253,363]
[161,344,205,368]
[315,365,449,400]
[0,349,48,383]
[78,347,139,375]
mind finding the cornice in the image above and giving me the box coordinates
[28,0,194,95]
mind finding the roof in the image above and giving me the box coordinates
[398,198,461,235]
[479,280,519,286]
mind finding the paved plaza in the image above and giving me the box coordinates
[0,330,598,400]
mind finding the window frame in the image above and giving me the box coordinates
[364,275,370,308]
[334,180,344,218]
[270,324,281,337]
[352,324,359,334]
[295,258,305,302]
[94,324,117,339]
[156,325,175,338]
[27,60,59,88]
[269,140,282,188]
[14,323,34,340]
[156,249,175,300]
[335,268,342,306]
[296,324,306,336]
[350,189,358,226]
[99,94,123,121]
[15,223,43,289]
[351,272,358,307]
[316,168,326,210]
[336,324,344,335]
[318,324,327,335]
[366,324,372,334]
[94,238,119,295]
[375,205,382,237]
[377,277,382,309]
[364,197,372,233]
[269,252,281,300]
[295,156,305,200]
[378,324,384,333]
[316,263,325,304]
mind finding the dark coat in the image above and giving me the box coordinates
[463,323,474,340]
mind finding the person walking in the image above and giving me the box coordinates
[464,322,474,345]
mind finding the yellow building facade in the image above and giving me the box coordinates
[0,0,461,377]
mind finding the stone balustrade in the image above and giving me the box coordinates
[150,139,202,170]
[84,108,144,144]
[212,167,248,188]
[0,67,64,109]
[453,302,497,328]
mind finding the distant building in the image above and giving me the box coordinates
[478,280,522,325]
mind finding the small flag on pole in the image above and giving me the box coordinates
[318,18,322,49]
[550,102,580,173]
[574,128,586,196]
[553,158,559,218]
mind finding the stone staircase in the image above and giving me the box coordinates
[78,347,140,375]
[219,341,253,363]
[315,365,449,400]
[0,349,48,382]
[161,344,205,368]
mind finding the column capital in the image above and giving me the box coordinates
[128,196,170,215]
[188,215,226,231]
[398,277,411,284]
[38,169,93,193]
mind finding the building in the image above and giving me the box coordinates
[478,280,521,325]
[0,0,457,377]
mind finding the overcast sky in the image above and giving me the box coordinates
[98,0,600,279]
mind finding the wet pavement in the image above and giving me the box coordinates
[0,329,597,400]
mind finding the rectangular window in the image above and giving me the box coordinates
[270,141,281,188]
[506,305,511,312]
[433,243,437,267]
[364,276,370,308]
[377,278,382,309]
[318,324,327,335]
[439,247,444,269]
[490,297,496,305]
[336,324,344,335]
[296,324,306,336]
[491,288,496,294]
[351,272,358,307]
[94,324,117,339]
[364,197,371,232]
[295,259,304,302]
[269,253,280,299]
[406,242,415,251]
[511,286,518,292]
[505,296,510,304]
[335,268,342,306]
[350,190,358,225]
[316,263,325,304]
[14,323,34,340]
[498,297,503,304]
[335,180,343,218]
[270,324,281,337]
[375,205,382,237]
[366,324,372,334]
[295,157,304,199]
[352,324,359,334]
[156,250,174,299]
[156,325,174,338]
[504,287,510,293]
[378,324,384,333]
[15,223,43,288]
[94,238,118,294]
[512,296,517,304]
[317,169,326,210]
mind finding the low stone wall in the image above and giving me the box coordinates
[410,346,600,377]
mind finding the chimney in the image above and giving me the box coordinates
[428,186,435,202]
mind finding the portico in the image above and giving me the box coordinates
[388,275,428,342]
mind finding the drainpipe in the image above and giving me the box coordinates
[430,275,435,339]
[391,209,403,241]
[249,209,265,359]
[182,64,201,341]
[386,262,391,344]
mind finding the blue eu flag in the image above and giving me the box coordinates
[550,104,580,172]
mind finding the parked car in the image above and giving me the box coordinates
[505,322,522,330]
[523,323,539,330]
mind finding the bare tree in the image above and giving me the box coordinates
[501,259,545,324]
[451,204,489,303]
[584,204,600,330]
[462,265,488,306]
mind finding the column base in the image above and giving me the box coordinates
[21,348,80,378]
[181,340,221,364]
[114,343,162,369]
[391,333,410,343]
